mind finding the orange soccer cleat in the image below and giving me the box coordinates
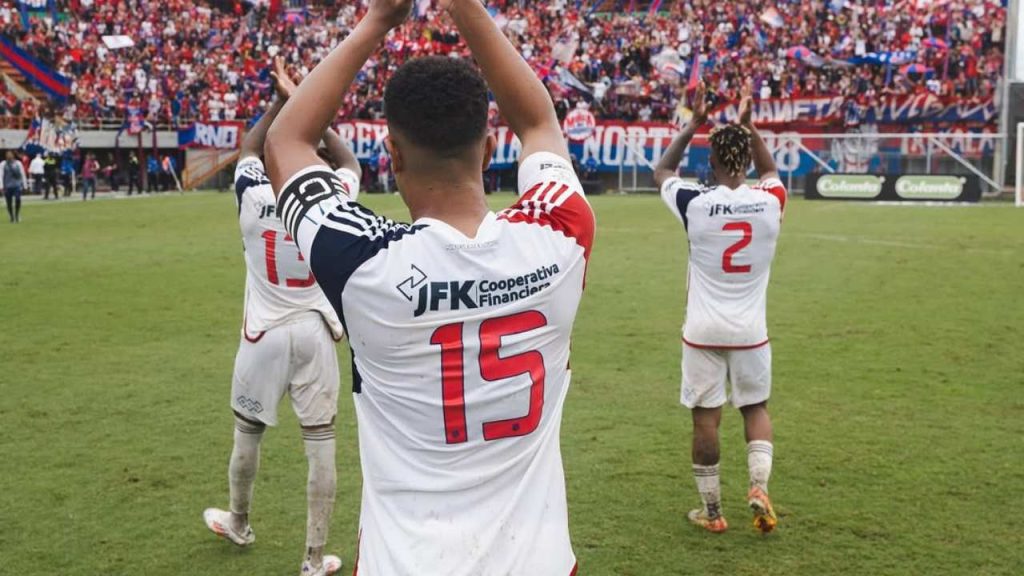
[747,486,778,534]
[687,508,729,533]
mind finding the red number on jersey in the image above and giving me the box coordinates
[722,222,753,274]
[431,311,548,444]
[261,230,316,288]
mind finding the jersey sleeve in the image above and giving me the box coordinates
[497,152,595,260]
[753,176,787,212]
[234,156,270,207]
[277,165,420,315]
[334,167,361,202]
[660,177,704,230]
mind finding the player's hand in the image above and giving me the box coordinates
[691,81,709,126]
[367,0,413,29]
[270,56,298,100]
[739,80,754,126]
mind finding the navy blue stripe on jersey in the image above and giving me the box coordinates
[278,170,342,238]
[234,157,271,207]
[281,168,426,393]
[675,187,701,230]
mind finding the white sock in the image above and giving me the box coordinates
[692,463,722,519]
[747,440,774,492]
[229,417,264,526]
[303,427,337,566]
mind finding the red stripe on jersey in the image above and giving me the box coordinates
[570,562,578,575]
[683,337,769,350]
[242,316,266,343]
[755,182,787,212]
[499,182,595,261]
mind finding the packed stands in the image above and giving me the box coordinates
[0,0,1009,128]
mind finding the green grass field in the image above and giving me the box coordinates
[1,192,1023,575]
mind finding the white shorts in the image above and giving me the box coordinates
[680,343,772,409]
[231,312,340,427]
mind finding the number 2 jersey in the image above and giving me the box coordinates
[661,177,786,348]
[234,157,344,340]
[278,152,595,576]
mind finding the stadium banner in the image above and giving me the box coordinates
[804,173,981,202]
[0,37,71,101]
[178,121,244,150]
[710,95,997,126]
[333,120,996,176]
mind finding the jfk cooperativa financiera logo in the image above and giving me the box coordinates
[397,264,562,317]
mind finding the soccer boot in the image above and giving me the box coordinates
[747,486,778,533]
[301,554,342,576]
[687,508,728,533]
[203,508,255,546]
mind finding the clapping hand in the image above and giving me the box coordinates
[270,56,298,100]
[738,80,754,126]
[367,0,414,29]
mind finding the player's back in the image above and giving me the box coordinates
[234,157,343,339]
[662,177,786,347]
[280,153,593,576]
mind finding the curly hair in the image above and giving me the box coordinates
[709,124,753,178]
[383,56,490,156]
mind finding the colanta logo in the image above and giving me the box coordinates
[894,176,965,200]
[400,264,562,317]
[816,174,885,198]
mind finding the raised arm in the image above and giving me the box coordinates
[239,58,295,159]
[323,128,360,175]
[739,82,779,181]
[445,0,568,161]
[265,0,412,194]
[654,81,708,189]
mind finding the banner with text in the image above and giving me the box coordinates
[178,121,243,150]
[710,95,997,127]
[334,120,998,176]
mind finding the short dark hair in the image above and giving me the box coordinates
[384,56,489,155]
[709,124,752,178]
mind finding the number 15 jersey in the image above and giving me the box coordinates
[661,177,786,348]
[235,157,344,340]
[278,152,595,576]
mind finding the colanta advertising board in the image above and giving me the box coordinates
[805,173,981,202]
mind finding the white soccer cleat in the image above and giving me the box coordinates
[203,508,255,547]
[301,554,342,576]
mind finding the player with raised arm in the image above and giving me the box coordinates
[654,81,785,535]
[203,58,360,576]
[264,0,594,574]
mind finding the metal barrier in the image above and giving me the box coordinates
[613,131,1007,197]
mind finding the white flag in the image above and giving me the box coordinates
[102,35,135,50]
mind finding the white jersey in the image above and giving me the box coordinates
[234,157,345,340]
[661,176,786,348]
[278,152,594,576]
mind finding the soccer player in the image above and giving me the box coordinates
[654,82,785,534]
[264,0,595,574]
[202,58,358,576]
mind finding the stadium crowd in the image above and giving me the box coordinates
[0,0,1009,126]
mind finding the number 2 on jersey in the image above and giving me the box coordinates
[722,221,753,274]
[261,230,316,287]
[431,311,547,444]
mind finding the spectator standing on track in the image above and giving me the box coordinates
[81,153,99,200]
[43,154,59,200]
[126,153,142,196]
[29,154,44,197]
[60,154,75,198]
[377,149,391,194]
[146,155,160,194]
[2,150,26,223]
